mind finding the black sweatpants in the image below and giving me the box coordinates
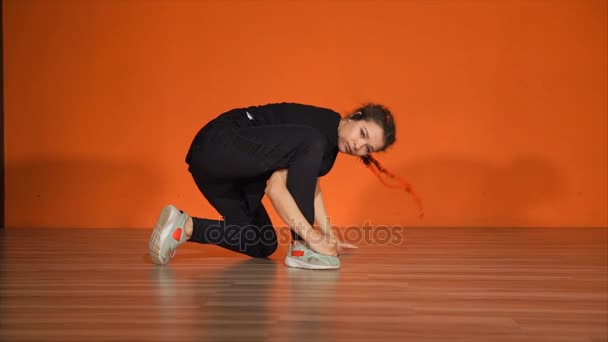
[185,109,326,258]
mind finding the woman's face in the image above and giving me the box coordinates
[338,117,385,156]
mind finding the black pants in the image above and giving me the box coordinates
[185,109,325,258]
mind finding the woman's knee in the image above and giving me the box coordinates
[246,240,278,258]
[241,225,278,258]
[300,129,326,157]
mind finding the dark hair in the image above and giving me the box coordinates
[351,103,424,218]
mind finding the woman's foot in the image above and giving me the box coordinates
[148,204,191,265]
[284,240,340,270]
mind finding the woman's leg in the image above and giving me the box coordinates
[187,174,278,258]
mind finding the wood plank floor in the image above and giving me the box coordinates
[0,227,606,342]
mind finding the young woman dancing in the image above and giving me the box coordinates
[148,102,414,269]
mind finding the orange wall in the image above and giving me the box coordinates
[3,0,607,228]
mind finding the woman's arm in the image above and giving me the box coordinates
[314,180,335,237]
[265,170,338,256]
[314,180,359,251]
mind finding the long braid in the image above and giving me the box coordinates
[361,155,424,218]
[348,103,423,218]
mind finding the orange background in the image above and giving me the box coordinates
[3,0,607,229]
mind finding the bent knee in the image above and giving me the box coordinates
[301,129,326,156]
[246,241,278,258]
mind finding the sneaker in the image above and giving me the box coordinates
[149,204,190,265]
[284,241,340,270]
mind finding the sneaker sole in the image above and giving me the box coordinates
[284,256,340,270]
[148,205,173,265]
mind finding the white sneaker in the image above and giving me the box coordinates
[284,241,340,270]
[148,204,190,265]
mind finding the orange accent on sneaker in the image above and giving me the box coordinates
[291,250,304,257]
[172,228,183,241]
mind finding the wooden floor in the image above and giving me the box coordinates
[0,227,606,342]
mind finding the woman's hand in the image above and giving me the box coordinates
[306,232,359,256]
[327,233,358,254]
[306,230,339,256]
[337,240,359,252]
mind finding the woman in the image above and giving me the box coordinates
[149,102,399,270]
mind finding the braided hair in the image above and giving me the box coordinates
[352,104,424,218]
